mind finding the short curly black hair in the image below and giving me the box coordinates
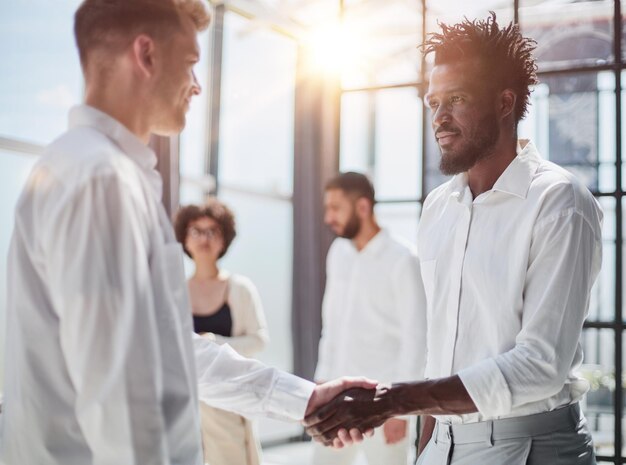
[174,197,236,259]
[422,12,538,124]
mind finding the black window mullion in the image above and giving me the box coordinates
[613,0,623,460]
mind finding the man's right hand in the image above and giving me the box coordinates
[303,378,379,448]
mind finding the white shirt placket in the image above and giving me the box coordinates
[442,192,474,376]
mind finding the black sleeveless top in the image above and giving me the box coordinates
[192,281,233,337]
[193,303,233,337]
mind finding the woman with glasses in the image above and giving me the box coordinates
[174,198,268,465]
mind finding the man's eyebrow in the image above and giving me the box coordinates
[425,87,470,101]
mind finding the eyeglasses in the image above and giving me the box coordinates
[188,226,222,240]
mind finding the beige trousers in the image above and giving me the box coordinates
[200,401,261,465]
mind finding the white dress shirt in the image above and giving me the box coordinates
[418,140,603,424]
[0,105,314,465]
[315,230,427,383]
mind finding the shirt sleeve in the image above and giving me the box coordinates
[45,171,169,465]
[458,207,602,418]
[212,276,270,357]
[391,253,428,382]
[193,333,316,421]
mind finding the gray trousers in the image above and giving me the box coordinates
[417,403,596,465]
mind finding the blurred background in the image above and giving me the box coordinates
[0,0,624,463]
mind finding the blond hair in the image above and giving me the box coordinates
[74,0,210,68]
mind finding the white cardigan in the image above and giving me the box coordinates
[202,271,270,358]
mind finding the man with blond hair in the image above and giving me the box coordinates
[0,1,373,464]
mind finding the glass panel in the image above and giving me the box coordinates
[375,202,420,245]
[0,1,83,145]
[588,197,615,322]
[217,190,293,372]
[179,27,212,202]
[219,12,297,196]
[521,72,615,193]
[339,1,423,89]
[374,87,421,201]
[340,88,421,199]
[580,328,615,457]
[210,190,297,444]
[294,0,422,89]
[518,72,607,192]
[0,150,37,388]
[520,0,613,69]
[426,0,514,27]
[178,183,206,209]
[340,91,371,173]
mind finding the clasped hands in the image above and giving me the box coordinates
[303,377,395,448]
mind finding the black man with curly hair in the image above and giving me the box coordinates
[305,13,601,465]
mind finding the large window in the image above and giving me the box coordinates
[179,9,300,443]
[340,87,422,242]
[0,1,83,145]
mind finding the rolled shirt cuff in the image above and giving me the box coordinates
[265,371,316,421]
[457,358,512,418]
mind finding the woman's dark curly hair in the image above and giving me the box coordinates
[422,12,538,124]
[174,197,237,259]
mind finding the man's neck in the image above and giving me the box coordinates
[467,137,518,198]
[352,220,381,252]
[85,84,151,144]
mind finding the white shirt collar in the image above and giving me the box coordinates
[68,104,163,198]
[350,228,390,255]
[448,139,542,202]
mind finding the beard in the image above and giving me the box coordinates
[337,212,361,239]
[438,112,500,176]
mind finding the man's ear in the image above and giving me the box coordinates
[499,89,517,120]
[132,34,157,78]
[355,197,373,219]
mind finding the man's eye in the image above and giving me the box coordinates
[428,101,439,110]
[450,96,463,103]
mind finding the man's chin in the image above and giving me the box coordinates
[152,117,186,137]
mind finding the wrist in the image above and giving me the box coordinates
[387,382,425,416]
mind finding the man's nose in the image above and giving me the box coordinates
[432,104,451,129]
[192,71,201,95]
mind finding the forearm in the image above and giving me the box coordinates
[193,335,314,420]
[385,375,477,417]
[304,375,477,445]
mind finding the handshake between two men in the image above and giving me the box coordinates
[302,375,477,448]
[304,381,391,448]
